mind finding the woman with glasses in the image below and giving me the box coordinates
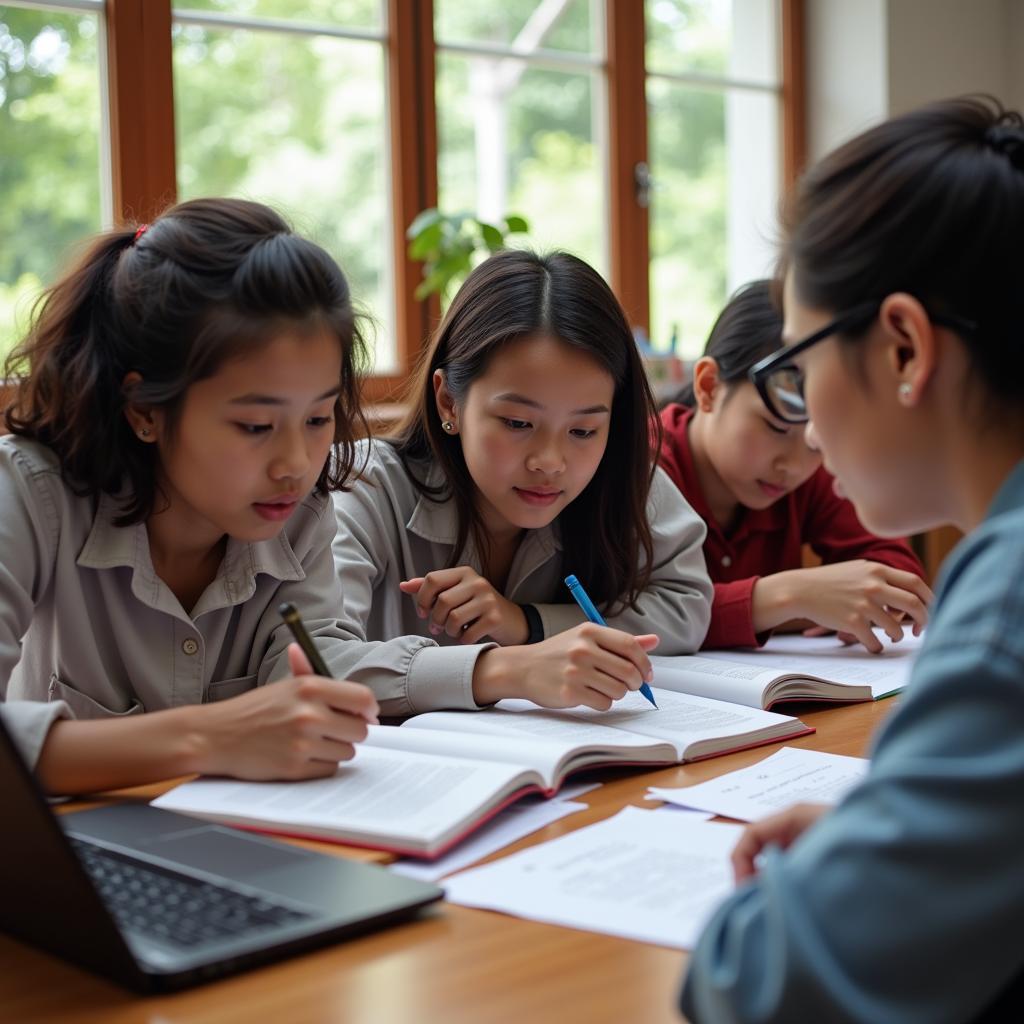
[658,279,929,652]
[682,95,1024,1022]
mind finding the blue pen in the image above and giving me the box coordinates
[564,575,658,709]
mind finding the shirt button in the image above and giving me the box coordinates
[181,638,199,656]
[721,555,732,567]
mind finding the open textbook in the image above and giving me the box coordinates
[152,689,810,859]
[651,630,923,710]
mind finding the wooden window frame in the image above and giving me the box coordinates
[55,0,806,392]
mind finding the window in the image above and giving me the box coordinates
[172,1,395,367]
[0,0,107,357]
[646,0,783,357]
[3,0,803,378]
[434,1,607,274]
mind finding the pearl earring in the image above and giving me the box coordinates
[442,421,454,433]
[898,383,912,402]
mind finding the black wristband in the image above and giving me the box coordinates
[518,603,544,644]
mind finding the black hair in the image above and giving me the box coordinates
[392,249,659,613]
[785,95,1024,410]
[674,279,783,406]
[4,197,367,524]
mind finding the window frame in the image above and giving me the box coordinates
[13,0,805,395]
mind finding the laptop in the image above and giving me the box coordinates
[0,713,443,992]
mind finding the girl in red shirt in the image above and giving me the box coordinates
[659,279,930,650]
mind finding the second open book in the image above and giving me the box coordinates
[651,630,923,709]
[153,687,811,859]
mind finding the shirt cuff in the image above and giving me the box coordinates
[1,700,72,770]
[406,642,498,714]
[535,602,587,638]
[703,578,764,649]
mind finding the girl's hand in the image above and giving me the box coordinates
[400,568,529,646]
[731,802,829,883]
[471,623,660,710]
[753,560,933,653]
[194,644,379,781]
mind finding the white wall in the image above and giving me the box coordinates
[887,0,1010,115]
[806,0,1024,163]
[805,0,889,160]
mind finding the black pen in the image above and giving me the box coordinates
[278,602,333,678]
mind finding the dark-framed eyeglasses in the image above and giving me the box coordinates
[748,300,977,424]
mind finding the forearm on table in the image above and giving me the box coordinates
[35,706,206,795]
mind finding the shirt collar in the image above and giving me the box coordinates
[77,491,305,616]
[984,458,1024,523]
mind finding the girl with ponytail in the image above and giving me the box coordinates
[0,198,378,794]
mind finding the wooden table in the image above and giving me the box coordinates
[0,698,893,1024]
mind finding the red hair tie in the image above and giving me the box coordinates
[133,223,149,243]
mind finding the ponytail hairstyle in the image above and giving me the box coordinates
[392,249,659,614]
[4,197,367,525]
[674,278,783,407]
[785,95,1024,414]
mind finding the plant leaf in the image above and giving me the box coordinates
[406,207,443,239]
[408,221,443,259]
[478,222,505,251]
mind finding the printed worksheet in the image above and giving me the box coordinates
[444,806,743,949]
[646,746,868,821]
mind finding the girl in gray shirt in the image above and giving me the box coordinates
[1,198,378,793]
[331,250,713,716]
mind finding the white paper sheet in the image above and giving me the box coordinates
[646,746,868,821]
[444,806,743,949]
[390,798,587,882]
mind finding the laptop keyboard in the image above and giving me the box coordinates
[69,837,313,948]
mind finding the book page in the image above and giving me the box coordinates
[715,630,921,697]
[444,806,743,949]
[494,690,799,757]
[647,746,869,821]
[366,723,568,789]
[652,630,922,706]
[402,709,675,769]
[152,745,537,851]
[648,656,779,707]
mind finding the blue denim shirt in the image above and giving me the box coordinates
[681,459,1024,1023]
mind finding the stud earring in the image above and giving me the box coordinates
[898,383,912,402]
[139,428,151,438]
[442,421,454,433]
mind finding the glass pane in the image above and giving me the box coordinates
[647,82,780,358]
[436,54,606,290]
[435,0,601,57]
[646,0,779,85]
[0,5,104,358]
[174,0,382,31]
[173,25,394,369]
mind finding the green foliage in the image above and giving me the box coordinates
[0,7,103,359]
[407,209,531,302]
[2,0,745,364]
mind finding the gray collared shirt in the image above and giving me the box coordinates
[0,435,352,768]
[329,439,712,716]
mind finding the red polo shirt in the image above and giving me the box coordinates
[658,403,925,649]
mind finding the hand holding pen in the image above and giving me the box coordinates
[470,583,660,710]
[565,575,659,709]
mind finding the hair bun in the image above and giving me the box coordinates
[984,122,1024,170]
